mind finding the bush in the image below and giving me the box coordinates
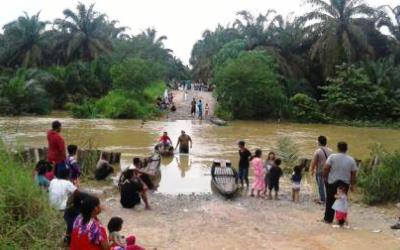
[214,104,233,120]
[214,51,287,119]
[0,147,64,249]
[358,148,400,204]
[290,93,328,123]
[275,136,299,172]
[0,68,51,115]
[67,100,100,119]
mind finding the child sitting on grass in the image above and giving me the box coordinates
[291,165,302,203]
[108,217,144,250]
[66,144,81,185]
[268,158,283,200]
[35,160,50,189]
[332,185,349,227]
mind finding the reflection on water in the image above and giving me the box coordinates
[0,116,400,194]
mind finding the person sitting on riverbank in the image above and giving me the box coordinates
[48,168,78,211]
[108,217,145,250]
[95,154,114,181]
[66,144,81,185]
[63,191,90,246]
[268,159,283,200]
[35,160,50,189]
[70,195,110,250]
[119,169,150,210]
[291,165,302,203]
[250,149,266,198]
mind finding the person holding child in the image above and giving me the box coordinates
[263,152,276,195]
[107,217,144,250]
[250,149,266,198]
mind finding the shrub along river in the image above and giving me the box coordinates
[1,115,400,194]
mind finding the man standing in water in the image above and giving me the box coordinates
[238,141,251,188]
[310,136,332,204]
[175,130,192,154]
[323,141,357,224]
[47,120,67,178]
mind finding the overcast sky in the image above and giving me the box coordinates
[0,0,398,64]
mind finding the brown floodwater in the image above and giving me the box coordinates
[1,115,399,194]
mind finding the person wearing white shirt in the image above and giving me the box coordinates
[49,168,77,211]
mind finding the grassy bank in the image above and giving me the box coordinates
[0,148,64,249]
[69,81,166,119]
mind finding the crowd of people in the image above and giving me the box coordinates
[156,92,176,112]
[237,136,357,227]
[31,121,400,249]
[190,97,209,120]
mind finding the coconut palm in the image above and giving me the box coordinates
[0,12,49,67]
[302,0,375,75]
[54,3,113,61]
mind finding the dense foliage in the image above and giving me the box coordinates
[0,147,64,249]
[190,0,400,123]
[214,51,286,119]
[358,146,400,204]
[0,3,189,117]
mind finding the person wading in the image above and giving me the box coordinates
[47,120,67,178]
[190,98,196,117]
[238,141,251,189]
[322,142,357,224]
[310,136,332,204]
[175,130,192,154]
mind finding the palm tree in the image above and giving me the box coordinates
[302,0,375,75]
[1,12,49,67]
[376,5,400,42]
[54,3,113,61]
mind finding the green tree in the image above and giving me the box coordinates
[213,39,246,67]
[320,64,398,120]
[214,51,286,119]
[302,0,375,76]
[110,57,164,92]
[0,12,49,67]
[290,93,328,122]
[54,3,113,61]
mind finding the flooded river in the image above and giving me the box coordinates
[1,116,399,194]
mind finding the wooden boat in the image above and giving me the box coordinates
[210,117,227,126]
[158,145,174,157]
[211,161,238,198]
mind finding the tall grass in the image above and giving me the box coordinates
[358,146,400,204]
[0,147,64,249]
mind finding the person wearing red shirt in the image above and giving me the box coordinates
[70,195,110,250]
[159,132,172,147]
[47,120,67,178]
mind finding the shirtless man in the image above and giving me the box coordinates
[175,130,193,154]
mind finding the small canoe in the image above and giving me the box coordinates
[211,162,238,198]
[158,145,174,157]
[210,117,227,126]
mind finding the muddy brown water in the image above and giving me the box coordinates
[1,115,400,194]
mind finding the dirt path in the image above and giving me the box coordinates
[166,89,216,121]
[89,180,400,250]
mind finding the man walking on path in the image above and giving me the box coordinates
[175,130,192,154]
[310,136,332,204]
[197,100,203,120]
[190,98,196,117]
[238,141,252,188]
[47,120,67,178]
[323,142,357,223]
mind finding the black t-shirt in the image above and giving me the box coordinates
[269,166,283,182]
[120,178,143,208]
[238,149,251,168]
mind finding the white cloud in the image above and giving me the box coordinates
[0,0,398,64]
